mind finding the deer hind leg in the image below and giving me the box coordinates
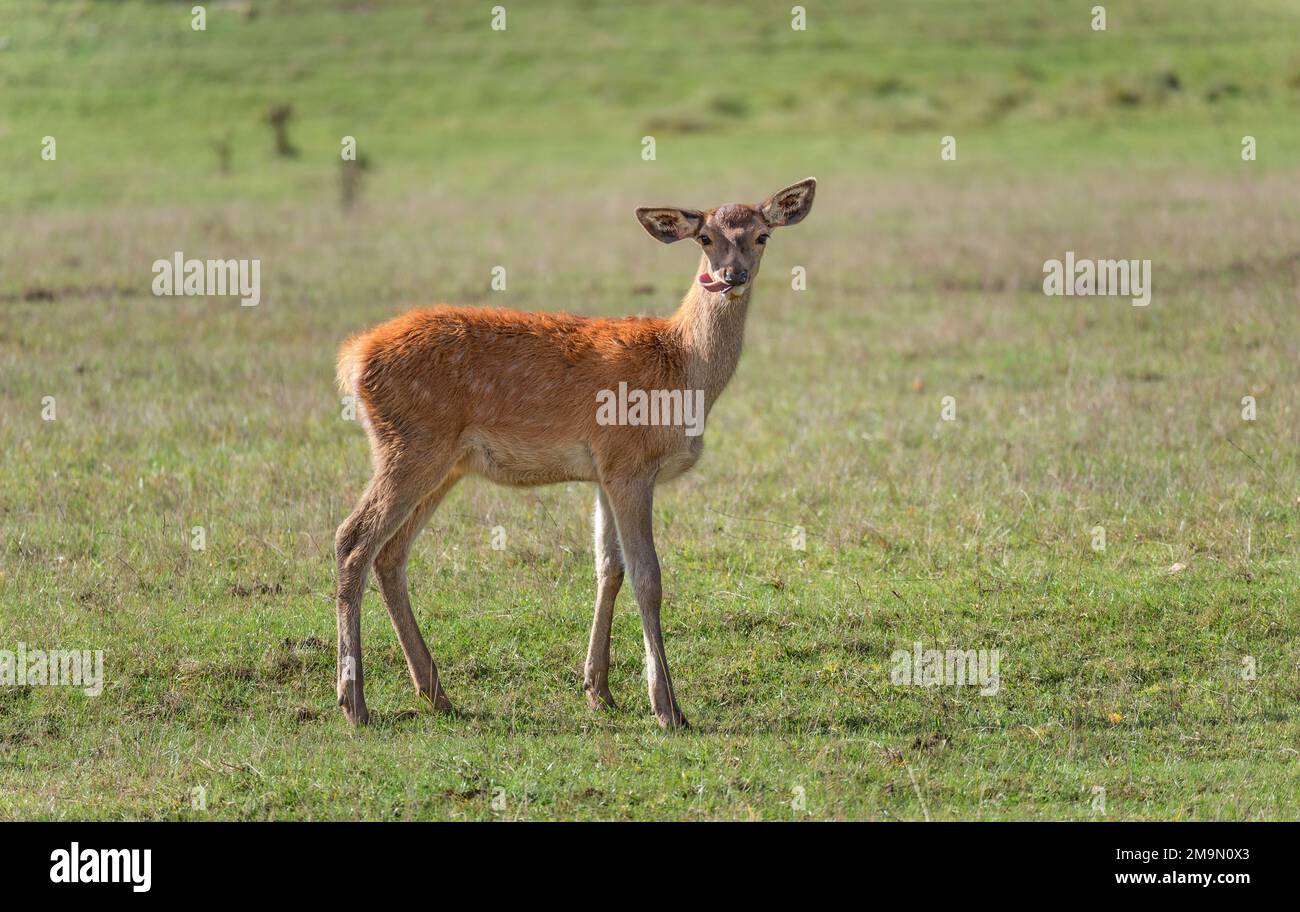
[584,486,623,710]
[603,478,688,730]
[374,471,462,713]
[335,454,449,726]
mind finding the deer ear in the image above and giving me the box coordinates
[635,207,704,244]
[760,178,816,227]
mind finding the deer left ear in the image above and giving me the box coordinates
[635,207,704,244]
[760,177,816,228]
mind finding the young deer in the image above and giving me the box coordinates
[334,178,816,729]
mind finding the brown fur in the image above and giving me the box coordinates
[339,305,690,484]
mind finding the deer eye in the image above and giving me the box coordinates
[756,233,770,245]
[698,235,711,247]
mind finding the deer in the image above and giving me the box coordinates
[333,178,816,730]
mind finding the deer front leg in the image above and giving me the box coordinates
[584,486,622,710]
[603,479,687,730]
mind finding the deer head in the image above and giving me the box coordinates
[635,178,816,296]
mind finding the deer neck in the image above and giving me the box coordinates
[669,254,754,413]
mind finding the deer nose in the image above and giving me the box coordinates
[723,268,748,286]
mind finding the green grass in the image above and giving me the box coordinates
[5,0,1300,210]
[0,0,1297,820]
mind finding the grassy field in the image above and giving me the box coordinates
[1,0,1298,820]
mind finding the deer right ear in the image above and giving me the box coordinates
[635,207,704,244]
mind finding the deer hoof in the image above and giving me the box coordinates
[338,687,370,726]
[655,709,689,731]
[419,688,455,714]
[585,683,618,712]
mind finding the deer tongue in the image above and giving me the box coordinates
[698,271,730,292]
